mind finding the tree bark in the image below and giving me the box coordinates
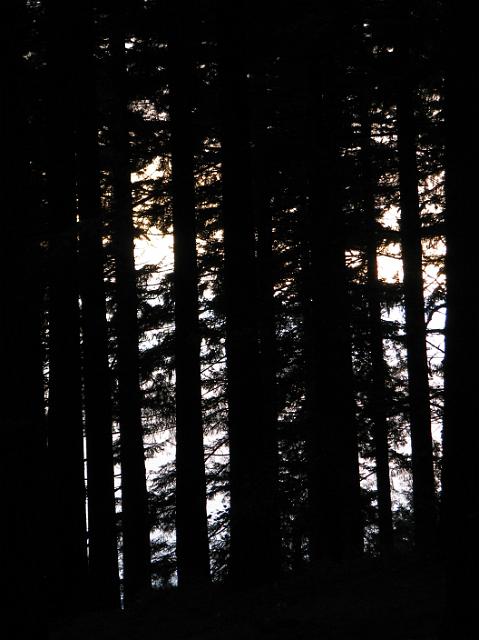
[168,4,211,588]
[110,7,151,603]
[249,25,282,577]
[45,0,88,614]
[397,49,437,555]
[359,98,394,557]
[2,3,46,634]
[441,3,479,635]
[217,0,279,585]
[306,40,362,565]
[74,0,120,609]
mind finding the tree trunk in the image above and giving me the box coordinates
[306,47,362,565]
[74,0,120,609]
[441,4,479,635]
[359,98,394,557]
[249,31,282,577]
[397,53,437,555]
[110,7,151,603]
[217,0,279,585]
[45,0,88,614]
[168,5,211,588]
[2,3,46,634]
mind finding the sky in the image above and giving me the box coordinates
[131,188,446,559]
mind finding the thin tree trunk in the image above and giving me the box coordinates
[397,55,437,555]
[168,5,210,588]
[256,187,282,574]
[45,0,88,614]
[249,41,281,577]
[110,7,150,603]
[359,98,394,557]
[74,0,120,609]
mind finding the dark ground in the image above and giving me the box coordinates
[49,556,444,639]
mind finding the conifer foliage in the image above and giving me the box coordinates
[6,1,474,636]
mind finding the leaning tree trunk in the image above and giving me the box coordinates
[168,4,210,588]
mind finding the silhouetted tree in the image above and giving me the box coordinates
[74,0,120,609]
[396,13,437,554]
[359,94,394,557]
[441,2,479,635]
[109,2,151,603]
[3,2,46,634]
[305,9,362,564]
[248,3,282,576]
[17,4,469,634]
[217,0,280,585]
[168,3,211,588]
[46,0,88,614]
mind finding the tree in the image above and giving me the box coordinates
[109,3,151,603]
[441,1,479,635]
[396,13,437,554]
[168,3,211,588]
[15,4,469,633]
[359,94,394,557]
[305,8,362,564]
[45,0,89,614]
[217,0,280,585]
[2,1,46,634]
[74,0,120,609]
[248,2,282,576]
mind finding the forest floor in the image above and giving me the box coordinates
[49,555,444,639]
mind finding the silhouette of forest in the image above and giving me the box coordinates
[2,1,477,638]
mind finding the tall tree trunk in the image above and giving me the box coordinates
[255,163,282,576]
[359,98,394,557]
[45,0,88,614]
[249,29,282,576]
[74,0,120,609]
[168,5,211,588]
[397,49,437,555]
[217,1,279,585]
[306,45,362,565]
[110,7,150,603]
[2,3,46,634]
[441,4,479,636]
